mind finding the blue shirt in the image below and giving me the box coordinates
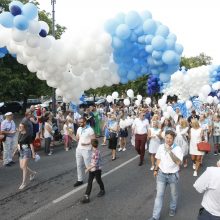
[1,119,16,137]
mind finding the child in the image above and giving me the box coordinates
[81,139,105,203]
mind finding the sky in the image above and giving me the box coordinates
[37,0,220,64]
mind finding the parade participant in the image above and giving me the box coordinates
[132,111,149,166]
[93,106,101,138]
[194,160,220,220]
[81,139,105,203]
[175,118,189,167]
[188,110,200,125]
[108,114,119,160]
[160,118,174,141]
[21,110,34,138]
[212,114,220,155]
[17,123,36,190]
[148,130,183,220]
[74,117,95,187]
[44,113,54,156]
[63,118,74,151]
[101,112,111,146]
[118,110,128,152]
[148,121,161,170]
[189,119,204,177]
[1,112,16,167]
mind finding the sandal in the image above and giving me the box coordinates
[19,183,26,190]
[30,172,37,181]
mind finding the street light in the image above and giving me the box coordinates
[51,0,56,114]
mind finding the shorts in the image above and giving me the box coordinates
[119,128,128,138]
[19,148,32,159]
[213,136,220,144]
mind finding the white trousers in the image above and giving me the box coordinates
[3,136,16,165]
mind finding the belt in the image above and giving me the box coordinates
[160,169,176,175]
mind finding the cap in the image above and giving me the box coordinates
[5,112,13,116]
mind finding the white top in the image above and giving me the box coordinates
[74,112,81,121]
[44,122,53,138]
[189,128,204,156]
[77,126,94,150]
[132,118,149,135]
[63,123,74,136]
[156,143,183,173]
[193,167,220,216]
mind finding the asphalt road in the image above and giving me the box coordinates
[1,136,220,220]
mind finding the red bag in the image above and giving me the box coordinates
[33,138,41,151]
[197,141,211,152]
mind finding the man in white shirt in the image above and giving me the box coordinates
[74,117,95,187]
[132,112,149,166]
[148,130,183,220]
[194,160,220,220]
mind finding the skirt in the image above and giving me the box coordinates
[119,128,128,138]
[108,136,118,149]
[19,148,32,159]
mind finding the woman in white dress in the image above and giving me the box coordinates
[148,121,161,170]
[189,119,204,177]
[175,118,189,167]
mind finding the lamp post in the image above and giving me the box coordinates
[51,0,56,114]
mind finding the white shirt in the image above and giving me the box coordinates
[193,167,220,216]
[77,126,94,150]
[132,118,149,135]
[44,122,53,138]
[156,144,183,173]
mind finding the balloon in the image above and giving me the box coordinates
[0,12,14,28]
[162,50,179,65]
[28,20,41,34]
[116,24,131,40]
[112,91,119,99]
[26,34,40,48]
[145,97,151,105]
[143,19,157,34]
[127,89,134,98]
[201,85,211,96]
[9,1,23,9]
[207,96,213,104]
[106,95,113,103]
[10,5,22,16]
[151,36,166,50]
[124,98,130,106]
[137,94,142,101]
[125,11,141,29]
[185,100,192,109]
[39,29,47,38]
[156,25,169,37]
[13,15,29,31]
[22,3,38,20]
[12,28,27,42]
[39,21,49,34]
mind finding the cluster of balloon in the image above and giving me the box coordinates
[105,10,183,84]
[210,65,220,84]
[106,91,119,104]
[147,75,162,96]
[0,1,120,103]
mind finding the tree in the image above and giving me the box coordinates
[180,52,212,69]
[0,0,66,110]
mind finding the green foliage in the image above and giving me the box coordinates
[180,52,212,69]
[85,75,148,98]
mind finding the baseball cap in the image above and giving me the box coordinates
[5,112,13,116]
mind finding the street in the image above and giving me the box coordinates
[0,138,219,220]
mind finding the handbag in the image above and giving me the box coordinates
[0,133,6,142]
[33,138,41,151]
[197,141,211,152]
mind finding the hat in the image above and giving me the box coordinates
[5,112,13,116]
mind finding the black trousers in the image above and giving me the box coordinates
[44,137,51,153]
[85,170,105,196]
[198,208,220,220]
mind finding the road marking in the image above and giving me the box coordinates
[20,155,139,219]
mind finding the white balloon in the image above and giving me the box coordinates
[201,85,211,96]
[124,98,130,106]
[39,21,50,33]
[28,20,41,35]
[12,29,27,42]
[207,96,214,104]
[40,37,52,50]
[213,96,219,104]
[26,34,40,48]
[106,95,113,103]
[185,100,192,109]
[145,97,151,105]
[158,99,166,107]
[137,95,142,101]
[112,91,119,99]
[127,89,134,98]
[27,61,37,73]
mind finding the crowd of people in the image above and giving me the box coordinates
[0,100,220,219]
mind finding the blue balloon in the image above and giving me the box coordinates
[140,10,152,21]
[121,77,129,84]
[137,36,146,44]
[167,33,177,41]
[143,19,157,34]
[134,25,144,36]
[13,15,29,30]
[104,19,118,34]
[125,11,142,29]
[145,35,153,44]
[9,1,23,9]
[0,52,5,58]
[0,12,14,28]
[152,50,162,60]
[145,45,153,53]
[130,32,138,42]
[10,5,22,16]
[116,24,131,40]
[127,70,137,81]
[151,36,166,50]
[0,47,8,54]
[166,39,175,50]
[118,67,127,77]
[175,43,184,55]
[159,73,170,83]
[156,25,170,37]
[39,29,47,37]
[162,50,178,65]
[22,3,38,20]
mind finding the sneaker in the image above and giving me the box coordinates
[169,209,176,217]
[122,148,126,152]
[18,183,26,190]
[30,172,37,181]
[138,161,143,166]
[193,171,198,177]
[97,190,105,197]
[74,181,83,187]
[48,151,53,156]
[214,151,218,156]
[65,148,69,152]
[4,163,11,167]
[81,194,90,203]
[118,148,122,152]
[9,161,16,165]
[150,166,155,171]
[193,163,196,170]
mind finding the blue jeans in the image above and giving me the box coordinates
[152,170,179,220]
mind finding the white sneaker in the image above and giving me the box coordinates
[122,148,126,152]
[118,148,122,152]
[193,171,198,177]
[48,151,53,156]
[150,166,155,171]
[193,163,196,170]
